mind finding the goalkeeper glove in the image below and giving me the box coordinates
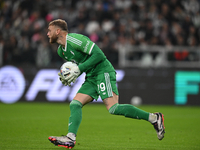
[65,65,81,83]
[58,72,71,86]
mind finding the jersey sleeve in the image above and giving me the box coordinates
[67,33,107,73]
[78,44,106,73]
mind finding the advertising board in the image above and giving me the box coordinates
[0,65,199,105]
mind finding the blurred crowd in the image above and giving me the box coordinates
[0,0,200,67]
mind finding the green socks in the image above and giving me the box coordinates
[68,100,83,135]
[109,103,149,121]
[68,101,150,136]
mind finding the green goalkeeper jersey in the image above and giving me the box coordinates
[57,33,115,77]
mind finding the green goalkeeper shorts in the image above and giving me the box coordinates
[77,72,119,100]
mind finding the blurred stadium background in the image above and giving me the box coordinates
[0,0,200,105]
[1,1,200,150]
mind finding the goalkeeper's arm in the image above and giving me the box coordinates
[64,45,106,84]
[78,45,106,73]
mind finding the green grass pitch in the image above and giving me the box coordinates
[0,102,200,150]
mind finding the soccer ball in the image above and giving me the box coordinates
[60,61,78,78]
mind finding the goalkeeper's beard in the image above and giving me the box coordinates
[49,34,58,43]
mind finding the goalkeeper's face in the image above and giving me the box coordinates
[47,25,58,43]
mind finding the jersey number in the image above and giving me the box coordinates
[98,83,106,92]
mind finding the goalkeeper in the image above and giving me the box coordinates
[47,19,165,149]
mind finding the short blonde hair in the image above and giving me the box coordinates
[49,19,68,32]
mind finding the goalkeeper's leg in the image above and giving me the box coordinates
[48,100,82,149]
[48,94,93,149]
[104,92,165,140]
[104,93,150,120]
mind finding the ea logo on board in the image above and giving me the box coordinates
[0,66,25,104]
